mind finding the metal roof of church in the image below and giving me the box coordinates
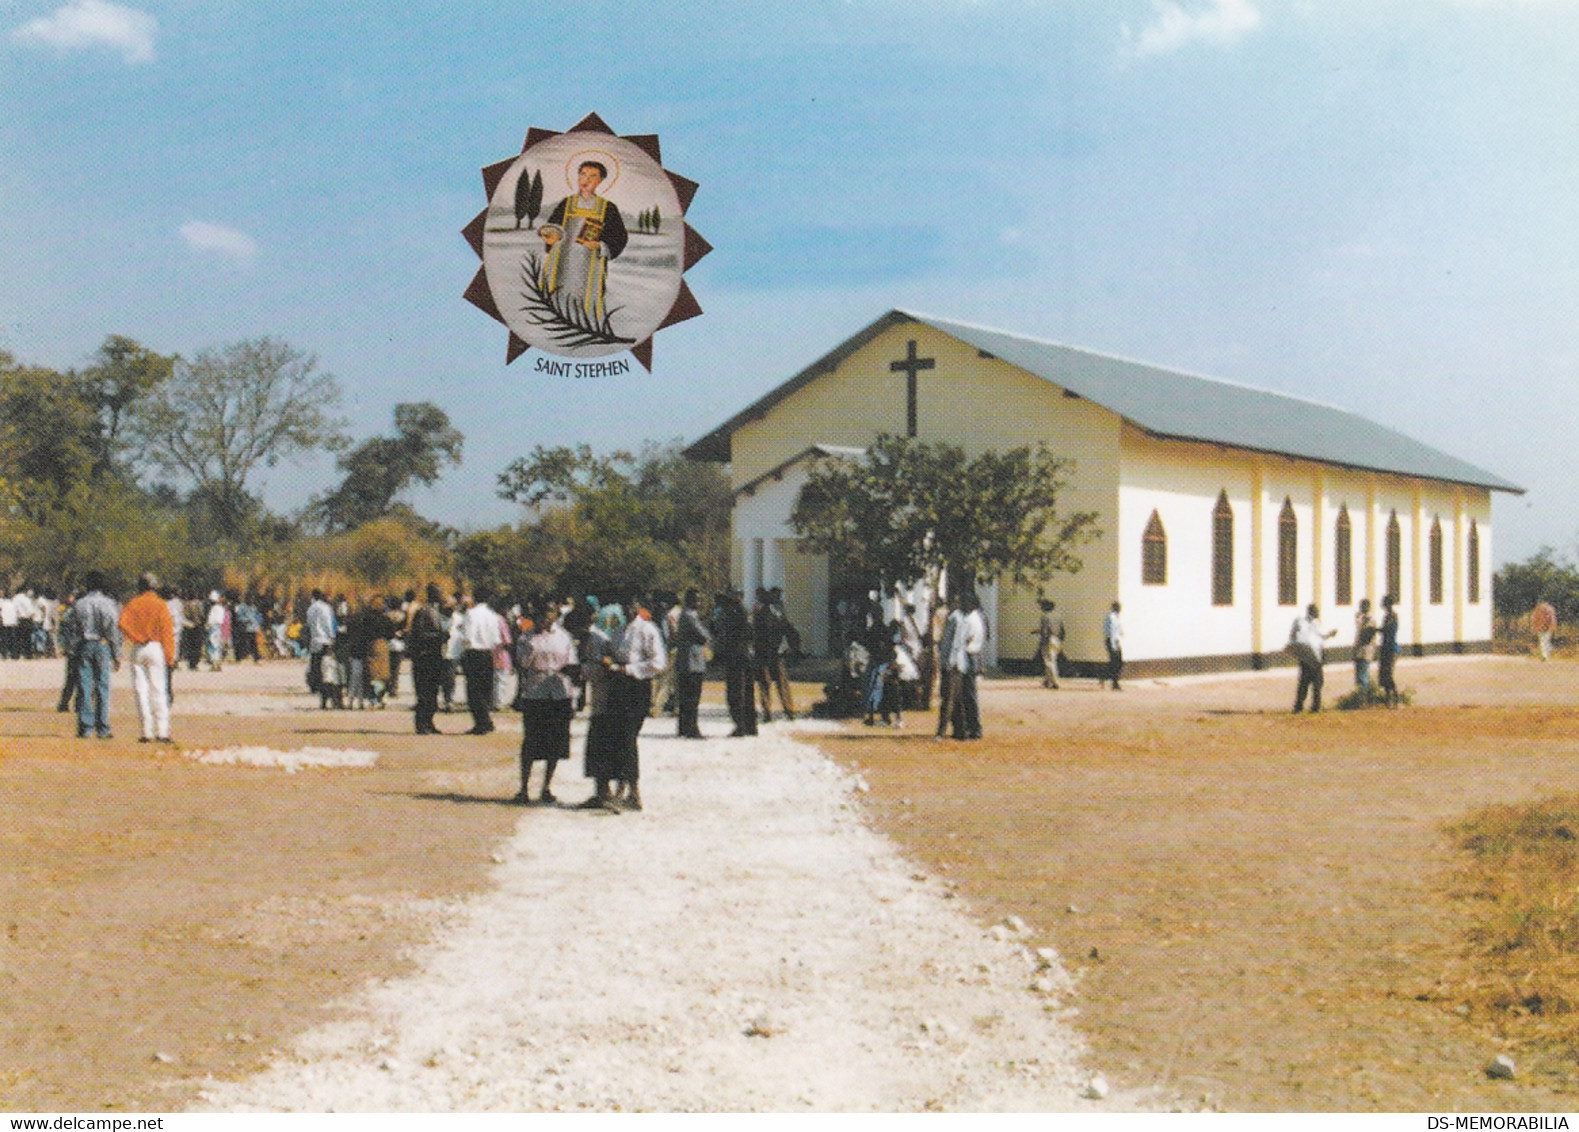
[684,309,1524,494]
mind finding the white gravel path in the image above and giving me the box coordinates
[194,717,1129,1112]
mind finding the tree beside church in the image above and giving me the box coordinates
[790,432,1099,611]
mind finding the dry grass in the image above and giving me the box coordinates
[1447,795,1579,1045]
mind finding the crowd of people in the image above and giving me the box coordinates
[17,566,1509,805]
[293,583,813,813]
[5,577,296,742]
[826,587,988,740]
[1,584,73,660]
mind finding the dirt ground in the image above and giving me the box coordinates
[0,660,522,1111]
[807,654,1579,1111]
[1,652,1576,1111]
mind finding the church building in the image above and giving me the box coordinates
[684,310,1523,676]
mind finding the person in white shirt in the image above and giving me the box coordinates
[304,590,338,707]
[13,589,38,658]
[1289,603,1338,713]
[608,600,667,811]
[204,592,229,671]
[948,591,987,740]
[1102,601,1124,691]
[0,592,19,659]
[443,596,465,711]
[37,591,59,658]
[460,590,505,734]
[163,586,184,705]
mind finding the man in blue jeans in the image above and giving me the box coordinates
[73,571,121,739]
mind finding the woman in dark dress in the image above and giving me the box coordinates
[514,599,578,805]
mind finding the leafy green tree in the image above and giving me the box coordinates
[9,479,199,594]
[0,353,97,517]
[482,441,731,600]
[309,402,464,532]
[790,433,1100,599]
[0,348,197,587]
[453,518,571,602]
[75,335,174,480]
[1494,547,1579,626]
[131,337,347,541]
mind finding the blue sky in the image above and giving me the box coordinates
[2,0,1576,563]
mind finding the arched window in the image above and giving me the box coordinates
[1429,516,1444,605]
[1386,510,1402,601]
[1212,491,1233,606]
[1142,510,1167,585]
[1334,505,1353,607]
[1468,520,1481,604]
[1277,497,1298,606]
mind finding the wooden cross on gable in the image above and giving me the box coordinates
[889,339,936,438]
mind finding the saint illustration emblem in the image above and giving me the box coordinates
[464,114,710,371]
[537,158,626,326]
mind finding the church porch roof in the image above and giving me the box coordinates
[733,444,867,499]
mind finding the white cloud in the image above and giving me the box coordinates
[180,221,258,262]
[11,0,156,64]
[1124,0,1263,59]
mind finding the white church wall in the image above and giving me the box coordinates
[981,384,1122,668]
[1317,469,1378,620]
[1411,481,1492,650]
[1257,465,1315,652]
[1467,494,1494,643]
[1371,480,1419,648]
[1117,429,1256,662]
[1421,502,1454,647]
[1285,472,1493,655]
[727,433,1499,670]
[781,544,829,657]
[733,464,808,542]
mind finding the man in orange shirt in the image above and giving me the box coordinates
[119,572,176,743]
